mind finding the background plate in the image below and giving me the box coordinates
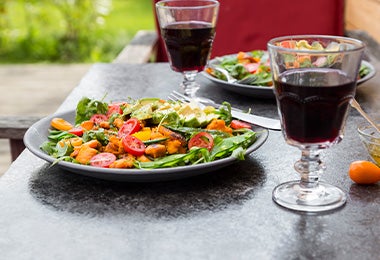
[358,60,376,85]
[202,54,376,98]
[24,110,269,182]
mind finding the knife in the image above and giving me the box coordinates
[230,110,281,131]
[197,100,281,131]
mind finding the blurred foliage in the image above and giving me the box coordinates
[0,0,155,63]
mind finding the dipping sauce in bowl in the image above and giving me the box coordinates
[357,121,380,166]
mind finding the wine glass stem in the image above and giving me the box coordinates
[295,149,326,192]
[182,71,199,98]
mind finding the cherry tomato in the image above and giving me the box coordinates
[68,127,84,136]
[349,160,380,184]
[244,63,259,73]
[51,117,73,131]
[107,104,123,118]
[230,120,252,129]
[90,114,108,125]
[118,118,141,138]
[122,135,146,156]
[90,152,116,168]
[188,132,214,151]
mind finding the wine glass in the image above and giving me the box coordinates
[267,35,365,212]
[155,0,219,98]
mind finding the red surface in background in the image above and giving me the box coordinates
[153,0,344,61]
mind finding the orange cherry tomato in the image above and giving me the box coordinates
[51,117,73,131]
[348,160,380,184]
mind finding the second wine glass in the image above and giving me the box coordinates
[155,0,219,98]
[267,35,365,212]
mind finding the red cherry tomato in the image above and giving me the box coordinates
[90,114,108,125]
[188,132,214,151]
[118,118,141,138]
[122,135,146,156]
[68,127,84,136]
[90,152,116,168]
[244,63,259,73]
[230,120,252,129]
[107,104,123,118]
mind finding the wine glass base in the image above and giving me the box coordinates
[272,181,346,213]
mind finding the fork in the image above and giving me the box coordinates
[168,90,281,131]
[209,66,258,85]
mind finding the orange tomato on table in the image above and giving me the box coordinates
[348,161,380,184]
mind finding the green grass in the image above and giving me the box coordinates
[100,0,156,59]
[0,0,155,63]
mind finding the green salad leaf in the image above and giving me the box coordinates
[136,147,210,169]
[75,97,108,125]
[210,130,256,160]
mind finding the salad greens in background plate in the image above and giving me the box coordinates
[202,51,376,98]
[24,97,269,182]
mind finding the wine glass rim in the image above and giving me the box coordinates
[267,35,365,54]
[156,0,219,9]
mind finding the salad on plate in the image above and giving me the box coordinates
[206,48,374,87]
[205,50,273,87]
[40,97,259,170]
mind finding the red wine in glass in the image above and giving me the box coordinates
[275,68,356,146]
[268,35,364,213]
[161,21,215,73]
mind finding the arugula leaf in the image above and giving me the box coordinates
[40,130,77,158]
[359,63,370,78]
[215,102,233,124]
[82,128,110,146]
[246,71,272,86]
[225,64,249,79]
[40,139,74,159]
[47,130,76,142]
[210,130,256,160]
[56,141,74,157]
[40,141,57,155]
[137,147,210,169]
[250,50,265,58]
[164,125,231,139]
[75,97,108,125]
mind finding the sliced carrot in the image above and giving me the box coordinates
[80,120,94,131]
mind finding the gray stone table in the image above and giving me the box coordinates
[1,63,380,260]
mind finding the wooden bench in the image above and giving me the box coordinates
[0,30,158,161]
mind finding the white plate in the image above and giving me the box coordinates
[358,60,376,85]
[24,110,269,182]
[202,53,274,98]
[202,53,376,98]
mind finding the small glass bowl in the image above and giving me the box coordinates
[357,121,380,166]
